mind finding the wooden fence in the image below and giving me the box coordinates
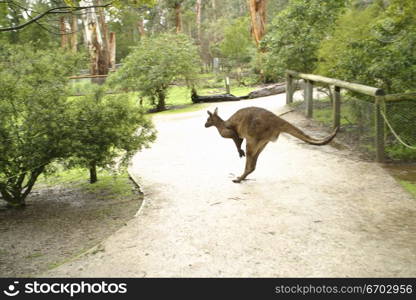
[286,70,416,162]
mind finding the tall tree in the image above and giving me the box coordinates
[248,0,267,47]
[70,13,78,52]
[138,17,146,37]
[60,16,69,49]
[195,0,202,43]
[79,0,110,77]
[171,0,184,33]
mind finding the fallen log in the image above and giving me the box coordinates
[245,83,286,99]
[191,80,303,103]
[191,89,242,103]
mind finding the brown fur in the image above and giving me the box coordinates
[205,107,338,183]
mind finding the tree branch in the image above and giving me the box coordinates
[0,2,114,32]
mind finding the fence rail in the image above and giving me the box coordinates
[286,70,385,97]
[383,92,416,102]
[286,70,416,162]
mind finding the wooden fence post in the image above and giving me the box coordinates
[286,73,293,104]
[305,80,313,118]
[375,96,385,162]
[225,76,230,94]
[333,86,341,129]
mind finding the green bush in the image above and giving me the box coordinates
[316,0,416,161]
[107,33,200,111]
[219,17,255,72]
[259,0,346,81]
[0,44,82,207]
[67,87,157,183]
[317,0,416,94]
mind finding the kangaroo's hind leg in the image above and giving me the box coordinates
[233,139,268,183]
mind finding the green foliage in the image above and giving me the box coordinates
[39,167,135,199]
[317,0,416,93]
[65,0,156,8]
[386,145,416,161]
[219,17,254,70]
[66,87,157,181]
[0,1,63,48]
[259,0,347,81]
[0,44,82,207]
[316,6,379,78]
[0,43,155,206]
[316,0,416,161]
[107,33,200,111]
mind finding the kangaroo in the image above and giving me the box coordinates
[205,107,339,183]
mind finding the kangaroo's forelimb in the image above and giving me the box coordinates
[218,126,245,158]
[231,131,245,158]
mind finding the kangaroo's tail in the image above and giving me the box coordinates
[282,122,339,146]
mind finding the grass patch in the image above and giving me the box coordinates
[148,85,256,116]
[25,252,44,259]
[80,173,134,199]
[38,167,135,199]
[39,167,87,186]
[399,180,416,198]
[166,86,193,106]
[313,107,333,126]
[311,98,357,127]
[46,245,93,271]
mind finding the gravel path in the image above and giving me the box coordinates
[46,94,416,277]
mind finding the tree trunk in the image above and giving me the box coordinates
[138,17,146,37]
[212,0,217,20]
[156,90,166,111]
[0,166,44,208]
[195,0,202,43]
[248,0,267,47]
[174,3,182,34]
[0,185,25,208]
[96,0,110,75]
[60,16,68,49]
[80,0,110,82]
[109,32,116,70]
[89,162,98,184]
[70,14,78,52]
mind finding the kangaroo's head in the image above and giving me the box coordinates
[205,107,221,128]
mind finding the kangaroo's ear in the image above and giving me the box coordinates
[207,110,212,116]
[214,107,218,115]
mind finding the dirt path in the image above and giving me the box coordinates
[46,94,416,277]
